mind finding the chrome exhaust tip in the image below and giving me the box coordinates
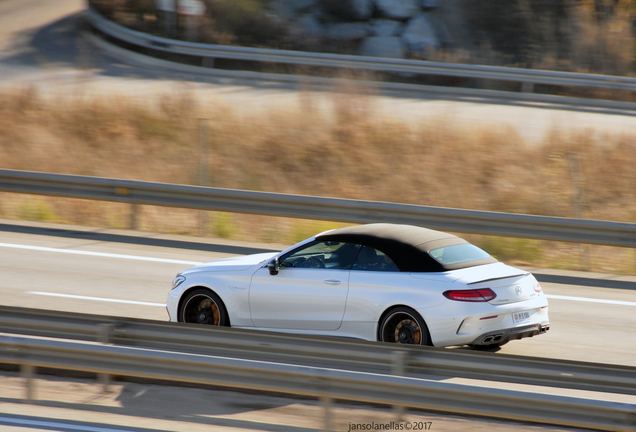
[481,333,504,344]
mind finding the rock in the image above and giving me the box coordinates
[350,0,374,20]
[359,36,406,58]
[288,0,317,13]
[267,0,298,20]
[324,22,370,40]
[402,13,440,55]
[289,13,324,39]
[369,19,401,37]
[429,15,453,46]
[321,0,373,21]
[375,0,420,20]
[421,0,440,9]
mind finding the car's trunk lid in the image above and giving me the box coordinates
[452,263,537,305]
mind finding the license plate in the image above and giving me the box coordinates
[512,311,531,325]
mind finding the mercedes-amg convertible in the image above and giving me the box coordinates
[166,223,549,347]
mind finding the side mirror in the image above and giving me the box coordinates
[268,258,280,275]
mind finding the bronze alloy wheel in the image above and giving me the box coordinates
[180,289,227,326]
[380,307,430,345]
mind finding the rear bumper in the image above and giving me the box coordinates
[471,323,550,346]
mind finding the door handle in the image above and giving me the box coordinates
[323,279,341,285]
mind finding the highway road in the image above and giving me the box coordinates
[0,218,634,367]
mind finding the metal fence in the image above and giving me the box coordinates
[1,169,635,247]
[87,4,636,109]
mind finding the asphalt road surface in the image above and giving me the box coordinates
[0,218,634,367]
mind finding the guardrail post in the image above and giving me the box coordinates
[321,396,333,432]
[130,203,139,230]
[198,118,210,236]
[521,82,535,93]
[566,152,590,270]
[21,363,35,403]
[392,350,407,421]
[97,324,114,393]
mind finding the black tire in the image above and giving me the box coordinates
[178,288,229,326]
[379,307,431,346]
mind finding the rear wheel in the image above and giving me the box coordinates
[379,307,431,346]
[179,288,228,326]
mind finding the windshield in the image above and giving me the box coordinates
[429,244,492,265]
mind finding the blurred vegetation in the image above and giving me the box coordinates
[16,198,56,222]
[211,212,239,239]
[202,0,286,47]
[1,86,636,272]
[463,0,636,75]
[89,0,287,48]
[475,236,543,264]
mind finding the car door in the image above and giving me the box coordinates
[248,241,359,331]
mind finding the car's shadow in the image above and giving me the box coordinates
[448,345,503,353]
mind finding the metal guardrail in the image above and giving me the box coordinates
[87,5,636,98]
[1,169,636,247]
[1,334,635,430]
[3,333,636,431]
[1,306,635,397]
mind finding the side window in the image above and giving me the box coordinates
[352,246,399,272]
[280,241,360,270]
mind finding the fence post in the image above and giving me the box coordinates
[198,118,210,236]
[21,363,35,403]
[521,82,535,93]
[322,396,333,432]
[392,350,407,421]
[129,203,139,230]
[97,324,114,393]
[567,152,590,269]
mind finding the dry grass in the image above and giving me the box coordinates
[1,85,635,273]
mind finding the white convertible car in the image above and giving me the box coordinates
[167,224,549,348]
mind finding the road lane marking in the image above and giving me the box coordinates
[545,294,636,307]
[0,242,202,265]
[28,292,165,307]
[0,415,139,432]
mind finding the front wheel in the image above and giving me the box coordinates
[179,288,228,326]
[379,307,431,346]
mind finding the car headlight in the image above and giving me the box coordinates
[172,274,186,290]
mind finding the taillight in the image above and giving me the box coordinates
[443,288,497,302]
[534,281,542,292]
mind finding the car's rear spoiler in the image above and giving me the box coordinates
[466,272,529,285]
